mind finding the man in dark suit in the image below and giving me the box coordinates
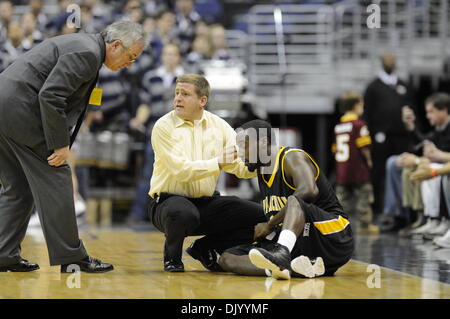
[363,53,415,219]
[0,21,147,273]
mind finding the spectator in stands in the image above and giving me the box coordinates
[0,0,13,45]
[21,12,44,50]
[332,92,378,234]
[119,4,156,76]
[90,66,130,133]
[185,34,211,73]
[125,17,156,76]
[149,9,179,65]
[383,93,450,236]
[175,0,201,56]
[142,0,168,18]
[128,43,185,224]
[195,18,209,37]
[0,22,26,73]
[411,159,450,248]
[44,0,74,37]
[29,0,49,33]
[119,11,161,130]
[142,15,155,34]
[400,93,450,238]
[380,105,420,235]
[209,24,231,61]
[135,43,185,125]
[79,0,110,34]
[121,0,144,24]
[363,53,415,222]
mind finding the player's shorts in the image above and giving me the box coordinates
[291,197,354,275]
[223,198,354,276]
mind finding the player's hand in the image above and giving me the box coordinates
[254,222,272,240]
[218,145,237,169]
[47,145,69,167]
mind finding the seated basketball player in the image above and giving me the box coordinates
[218,120,354,279]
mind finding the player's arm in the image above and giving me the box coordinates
[132,72,156,132]
[360,146,373,169]
[266,152,318,229]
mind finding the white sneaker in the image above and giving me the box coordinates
[425,219,449,236]
[433,229,450,248]
[410,218,440,235]
[291,256,325,278]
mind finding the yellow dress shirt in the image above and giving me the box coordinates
[149,110,256,198]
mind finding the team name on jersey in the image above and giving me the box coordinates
[262,195,288,215]
[335,122,353,134]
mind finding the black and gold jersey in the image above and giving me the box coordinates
[257,146,346,221]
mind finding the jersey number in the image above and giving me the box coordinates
[335,134,350,162]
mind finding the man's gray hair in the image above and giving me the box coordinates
[100,21,149,49]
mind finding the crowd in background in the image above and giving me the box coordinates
[0,0,240,227]
[333,53,450,248]
[1,0,450,249]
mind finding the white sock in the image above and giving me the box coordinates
[277,230,297,252]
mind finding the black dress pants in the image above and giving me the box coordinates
[149,192,267,262]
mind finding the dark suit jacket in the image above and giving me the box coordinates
[363,78,414,137]
[0,33,106,151]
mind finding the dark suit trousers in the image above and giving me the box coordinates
[0,132,87,266]
[149,192,267,262]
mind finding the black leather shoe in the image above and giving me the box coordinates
[164,260,184,272]
[186,240,224,272]
[61,256,114,273]
[0,258,40,272]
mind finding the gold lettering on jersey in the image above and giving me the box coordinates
[277,196,286,208]
[263,195,288,215]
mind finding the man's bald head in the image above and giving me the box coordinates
[380,53,396,75]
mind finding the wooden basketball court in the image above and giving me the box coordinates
[1,228,449,299]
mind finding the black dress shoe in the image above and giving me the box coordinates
[186,240,224,272]
[0,258,40,272]
[61,256,114,273]
[164,260,184,272]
